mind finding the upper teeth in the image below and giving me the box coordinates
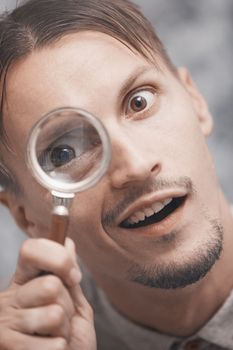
[127,198,173,224]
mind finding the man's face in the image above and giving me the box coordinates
[4,32,223,289]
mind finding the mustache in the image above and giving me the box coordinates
[102,176,194,227]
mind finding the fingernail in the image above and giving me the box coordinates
[69,267,82,286]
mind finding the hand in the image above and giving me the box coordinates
[0,238,97,350]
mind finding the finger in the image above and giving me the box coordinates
[14,275,75,320]
[69,283,94,323]
[12,238,82,287]
[68,285,96,350]
[65,238,82,275]
[64,238,77,264]
[0,329,67,350]
[13,304,70,339]
[65,239,92,321]
[65,238,83,287]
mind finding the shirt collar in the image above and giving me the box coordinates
[198,206,233,349]
[197,289,233,349]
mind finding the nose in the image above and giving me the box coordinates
[108,127,161,189]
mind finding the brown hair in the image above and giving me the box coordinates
[0,0,174,192]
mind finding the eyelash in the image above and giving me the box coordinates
[124,86,159,120]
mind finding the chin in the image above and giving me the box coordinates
[127,219,224,290]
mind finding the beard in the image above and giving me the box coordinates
[127,219,224,289]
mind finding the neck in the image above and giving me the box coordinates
[96,193,233,337]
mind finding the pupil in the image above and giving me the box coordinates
[51,145,75,167]
[131,96,146,111]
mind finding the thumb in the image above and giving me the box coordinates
[65,237,79,265]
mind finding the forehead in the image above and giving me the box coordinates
[7,31,155,108]
[4,31,165,150]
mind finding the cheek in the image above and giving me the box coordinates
[159,96,214,176]
[25,187,52,235]
[173,112,217,194]
[67,187,129,274]
[163,100,220,215]
[68,185,105,242]
[144,94,219,212]
[18,169,53,234]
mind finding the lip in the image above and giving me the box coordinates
[117,188,188,227]
[119,195,188,237]
[117,194,189,238]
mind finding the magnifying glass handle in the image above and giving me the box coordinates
[39,206,69,277]
[49,206,69,245]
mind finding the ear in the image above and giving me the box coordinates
[0,191,35,236]
[177,67,213,137]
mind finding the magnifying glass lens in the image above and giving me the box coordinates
[27,108,111,194]
[37,117,103,183]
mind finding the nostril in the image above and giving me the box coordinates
[151,163,161,174]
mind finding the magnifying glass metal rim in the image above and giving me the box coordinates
[27,106,111,194]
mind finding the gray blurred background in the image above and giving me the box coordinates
[0,0,232,290]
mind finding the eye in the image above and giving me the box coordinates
[38,127,102,173]
[50,144,76,167]
[127,89,156,115]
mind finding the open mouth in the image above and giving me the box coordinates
[120,195,187,229]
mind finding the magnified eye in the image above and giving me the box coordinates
[50,144,76,167]
[127,90,156,114]
[38,126,102,174]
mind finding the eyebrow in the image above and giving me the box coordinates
[118,66,158,100]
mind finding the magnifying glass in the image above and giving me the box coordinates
[26,107,111,245]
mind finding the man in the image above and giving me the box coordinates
[0,0,232,349]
